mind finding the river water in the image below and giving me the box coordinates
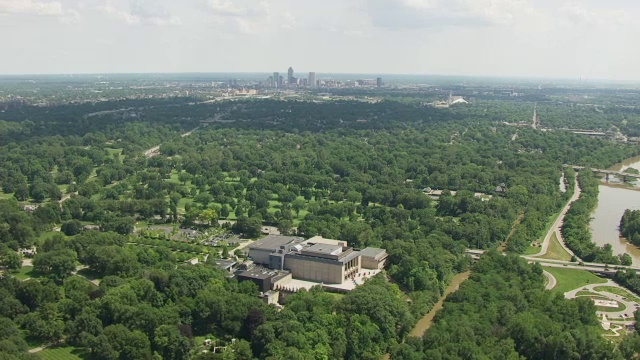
[590,156,640,266]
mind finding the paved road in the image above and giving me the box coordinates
[524,256,640,273]
[230,239,254,257]
[531,174,580,259]
[543,270,557,290]
[144,126,200,158]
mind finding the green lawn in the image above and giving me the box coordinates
[538,233,572,261]
[524,245,541,255]
[0,191,14,199]
[575,290,601,297]
[36,230,63,244]
[106,148,125,163]
[166,170,183,184]
[545,267,608,294]
[13,266,37,281]
[39,346,88,360]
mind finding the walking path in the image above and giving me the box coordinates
[28,345,49,353]
[230,239,253,257]
[543,270,557,290]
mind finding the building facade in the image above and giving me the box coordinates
[248,235,386,285]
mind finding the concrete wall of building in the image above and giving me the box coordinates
[284,257,343,284]
[238,276,271,292]
[284,255,361,284]
[272,273,292,289]
[361,258,385,270]
[249,248,272,265]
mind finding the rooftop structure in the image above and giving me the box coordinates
[302,235,347,247]
[359,247,388,269]
[237,267,292,292]
[213,259,237,273]
[249,235,304,251]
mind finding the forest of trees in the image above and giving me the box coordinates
[620,209,640,246]
[392,252,623,359]
[1,93,640,359]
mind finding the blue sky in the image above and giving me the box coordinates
[1,0,639,80]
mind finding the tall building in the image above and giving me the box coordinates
[376,77,382,88]
[278,75,284,88]
[287,67,294,84]
[308,72,316,88]
[273,72,279,88]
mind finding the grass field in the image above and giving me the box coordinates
[594,286,640,304]
[524,245,541,255]
[106,148,125,163]
[545,267,608,294]
[13,266,37,281]
[0,191,14,199]
[39,346,88,360]
[36,230,63,244]
[538,233,572,261]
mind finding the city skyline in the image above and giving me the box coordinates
[1,0,640,80]
[262,67,382,88]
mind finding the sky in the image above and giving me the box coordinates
[1,0,639,80]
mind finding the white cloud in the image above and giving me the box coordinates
[0,0,81,22]
[100,0,180,26]
[557,2,631,28]
[202,0,297,35]
[363,0,536,29]
[205,0,268,17]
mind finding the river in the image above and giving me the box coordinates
[590,156,640,266]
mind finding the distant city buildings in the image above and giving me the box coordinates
[266,66,382,89]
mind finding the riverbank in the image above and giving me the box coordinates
[591,155,640,266]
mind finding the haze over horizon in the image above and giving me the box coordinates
[1,0,639,81]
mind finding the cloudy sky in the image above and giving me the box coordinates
[1,0,639,80]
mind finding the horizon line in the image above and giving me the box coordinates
[0,71,639,84]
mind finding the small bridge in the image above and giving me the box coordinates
[564,165,640,181]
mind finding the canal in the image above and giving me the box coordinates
[590,156,640,266]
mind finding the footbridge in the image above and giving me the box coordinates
[564,165,640,181]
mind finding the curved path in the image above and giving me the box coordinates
[531,174,581,260]
[543,270,557,290]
